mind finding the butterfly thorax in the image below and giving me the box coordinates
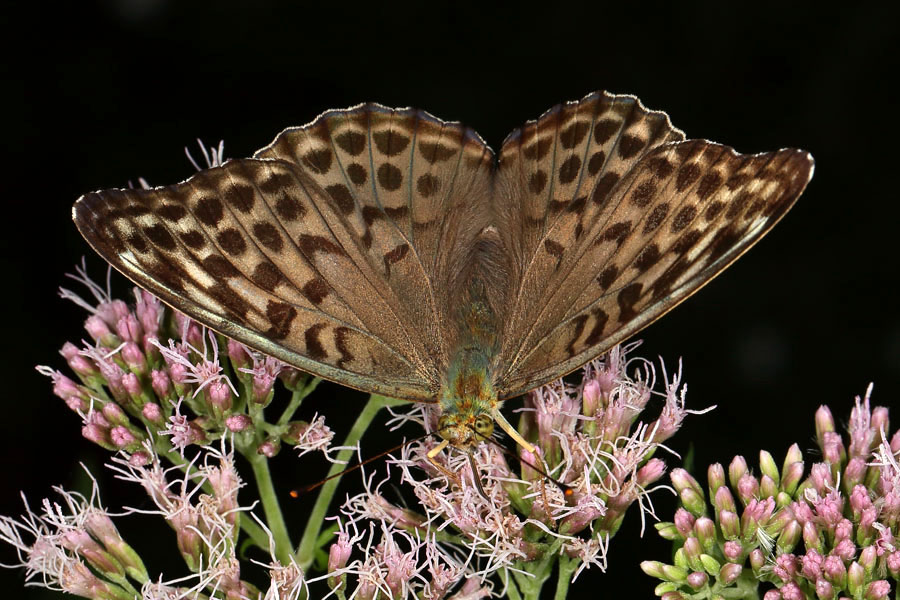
[436,286,501,450]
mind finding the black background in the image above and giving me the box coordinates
[2,1,898,598]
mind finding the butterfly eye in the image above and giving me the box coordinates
[437,415,452,434]
[474,415,493,437]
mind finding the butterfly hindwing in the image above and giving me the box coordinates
[254,104,495,375]
[493,92,684,389]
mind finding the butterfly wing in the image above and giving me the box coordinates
[73,104,494,401]
[493,93,813,398]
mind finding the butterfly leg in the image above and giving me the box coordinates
[493,410,536,454]
[426,439,462,487]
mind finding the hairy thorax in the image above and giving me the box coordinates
[437,346,498,450]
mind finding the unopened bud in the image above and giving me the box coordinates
[257,439,280,458]
[226,414,253,432]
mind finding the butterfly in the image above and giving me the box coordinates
[73,91,813,461]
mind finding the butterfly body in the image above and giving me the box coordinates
[73,92,814,453]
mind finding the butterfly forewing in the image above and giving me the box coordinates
[494,137,813,398]
[75,103,496,402]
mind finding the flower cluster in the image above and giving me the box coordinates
[327,344,697,599]
[643,385,900,600]
[2,248,697,600]
[39,260,332,462]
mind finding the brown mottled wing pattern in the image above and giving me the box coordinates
[73,104,493,401]
[493,95,813,398]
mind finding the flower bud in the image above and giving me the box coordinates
[121,342,147,374]
[227,339,251,370]
[719,562,742,585]
[803,521,823,554]
[823,555,846,587]
[728,456,748,491]
[714,485,737,514]
[129,451,151,466]
[859,546,876,574]
[719,510,740,540]
[328,532,354,573]
[61,342,98,377]
[759,450,779,486]
[699,554,721,577]
[116,313,142,343]
[774,553,798,583]
[777,520,802,554]
[760,474,778,499]
[674,508,695,537]
[257,438,280,458]
[150,369,171,399]
[82,422,115,450]
[736,473,759,505]
[722,540,742,562]
[85,315,119,346]
[694,517,717,552]
[686,571,707,590]
[661,564,688,582]
[865,580,891,600]
[886,550,900,576]
[122,372,143,402]
[781,461,805,496]
[582,379,601,417]
[142,402,163,425]
[680,487,707,517]
[831,538,856,562]
[815,577,834,600]
[641,560,667,579]
[226,414,253,432]
[749,549,766,575]
[207,380,233,415]
[781,582,804,600]
[707,463,726,494]
[815,405,836,449]
[847,562,865,598]
[783,442,802,470]
[84,511,149,582]
[800,549,824,580]
[110,426,138,448]
[682,537,703,571]
[843,457,867,489]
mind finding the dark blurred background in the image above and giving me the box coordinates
[2,1,897,598]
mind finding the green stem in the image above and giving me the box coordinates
[517,538,564,600]
[295,394,408,570]
[277,377,321,427]
[248,451,293,564]
[553,555,578,600]
[504,570,523,600]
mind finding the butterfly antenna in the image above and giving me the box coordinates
[467,425,574,499]
[289,429,440,497]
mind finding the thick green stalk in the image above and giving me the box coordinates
[295,394,408,570]
[518,538,564,600]
[247,450,293,564]
[504,571,523,600]
[553,555,578,600]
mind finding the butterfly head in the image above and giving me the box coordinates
[437,411,494,451]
